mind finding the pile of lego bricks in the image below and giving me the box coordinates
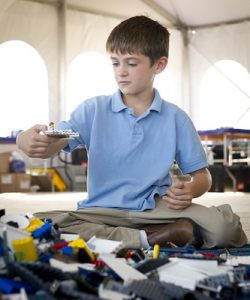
[1,212,250,300]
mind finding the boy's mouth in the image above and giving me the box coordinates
[119,81,130,86]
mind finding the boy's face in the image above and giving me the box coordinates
[110,52,160,97]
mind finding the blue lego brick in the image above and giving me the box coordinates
[61,245,74,256]
[32,222,52,240]
[0,276,32,294]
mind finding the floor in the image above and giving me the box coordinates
[0,191,250,240]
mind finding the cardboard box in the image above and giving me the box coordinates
[0,152,11,173]
[0,173,31,193]
[0,173,15,192]
[31,174,52,192]
[15,173,31,192]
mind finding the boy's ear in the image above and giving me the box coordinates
[154,56,168,74]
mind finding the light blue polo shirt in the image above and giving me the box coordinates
[58,89,208,211]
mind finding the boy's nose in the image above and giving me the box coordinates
[118,65,128,76]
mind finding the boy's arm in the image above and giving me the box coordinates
[16,124,68,159]
[163,168,212,210]
[186,167,212,198]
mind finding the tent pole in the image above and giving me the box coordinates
[180,27,191,116]
[58,0,67,120]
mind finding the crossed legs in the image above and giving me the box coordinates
[34,197,247,249]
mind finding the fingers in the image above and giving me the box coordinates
[167,181,185,198]
[32,124,48,134]
[171,180,185,190]
[162,194,191,210]
[17,124,60,158]
[30,124,60,144]
[25,148,49,158]
[163,180,192,210]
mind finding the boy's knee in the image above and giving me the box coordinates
[200,216,247,248]
[212,219,246,248]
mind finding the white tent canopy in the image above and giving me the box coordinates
[0,0,249,135]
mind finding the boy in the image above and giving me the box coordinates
[17,16,247,249]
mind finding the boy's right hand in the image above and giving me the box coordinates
[16,124,67,158]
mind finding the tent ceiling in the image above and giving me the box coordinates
[154,0,250,28]
[23,0,250,29]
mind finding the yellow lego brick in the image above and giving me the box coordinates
[69,238,95,261]
[12,236,38,261]
[24,218,44,233]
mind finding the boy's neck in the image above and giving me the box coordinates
[122,89,154,116]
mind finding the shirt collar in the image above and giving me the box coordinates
[111,88,163,113]
[111,90,127,112]
[149,89,162,112]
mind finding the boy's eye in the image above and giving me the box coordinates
[128,63,137,67]
[112,62,119,66]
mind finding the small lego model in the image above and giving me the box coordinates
[45,122,79,139]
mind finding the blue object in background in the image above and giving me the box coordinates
[10,159,25,173]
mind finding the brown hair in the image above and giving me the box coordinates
[106,15,170,66]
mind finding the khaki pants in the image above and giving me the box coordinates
[35,197,247,249]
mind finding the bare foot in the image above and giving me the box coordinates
[144,219,203,248]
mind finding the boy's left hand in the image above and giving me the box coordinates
[163,180,192,210]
